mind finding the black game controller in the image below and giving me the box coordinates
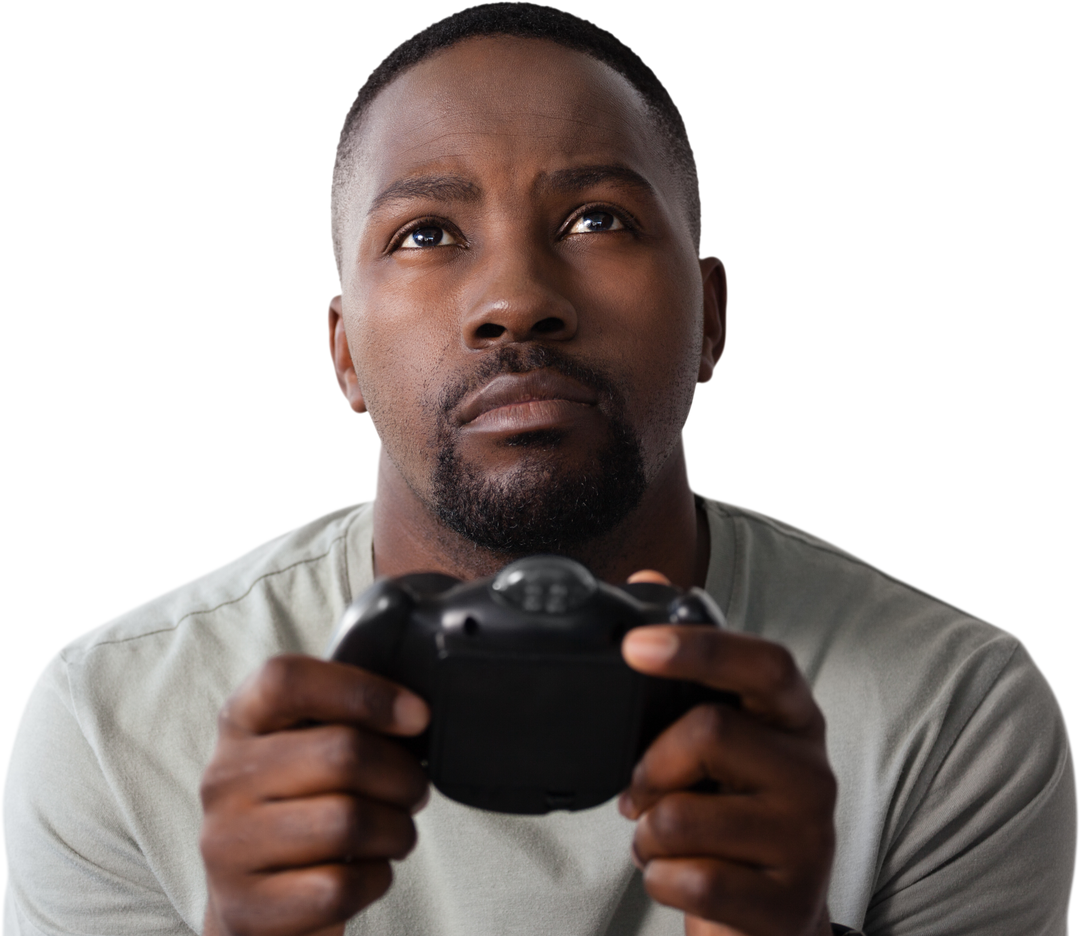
[328,555,732,814]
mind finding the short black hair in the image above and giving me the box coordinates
[330,2,700,273]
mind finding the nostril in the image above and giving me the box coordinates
[475,323,506,339]
[532,317,564,335]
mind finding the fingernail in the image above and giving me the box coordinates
[394,693,429,734]
[623,629,679,668]
[617,790,634,818]
[630,841,646,871]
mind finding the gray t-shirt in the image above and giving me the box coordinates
[4,500,1074,934]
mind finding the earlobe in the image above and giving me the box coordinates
[328,295,367,414]
[697,258,727,383]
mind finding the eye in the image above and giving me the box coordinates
[566,210,625,235]
[397,224,461,250]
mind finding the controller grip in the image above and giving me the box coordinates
[330,580,414,674]
[634,585,735,759]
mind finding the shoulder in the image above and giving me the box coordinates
[52,498,373,665]
[45,501,375,779]
[701,498,1034,766]
[5,503,376,933]
[701,498,1018,685]
[700,499,1074,931]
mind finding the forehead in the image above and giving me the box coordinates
[340,36,679,248]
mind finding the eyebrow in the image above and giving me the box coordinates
[368,175,482,216]
[536,164,656,198]
[367,164,655,218]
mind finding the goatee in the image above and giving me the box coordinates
[429,346,647,557]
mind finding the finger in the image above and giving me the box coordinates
[685,915,750,936]
[632,791,795,869]
[621,705,835,819]
[220,655,429,737]
[202,723,429,810]
[204,795,418,871]
[622,627,821,733]
[626,569,672,584]
[211,860,392,936]
[643,856,821,936]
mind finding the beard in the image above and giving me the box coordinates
[428,345,648,557]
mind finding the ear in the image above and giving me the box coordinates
[697,257,727,383]
[328,295,367,414]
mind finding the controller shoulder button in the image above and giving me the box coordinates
[668,588,726,627]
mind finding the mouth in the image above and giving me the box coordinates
[456,370,601,434]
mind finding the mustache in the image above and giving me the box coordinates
[435,345,623,418]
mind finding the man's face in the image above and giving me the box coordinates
[336,36,718,555]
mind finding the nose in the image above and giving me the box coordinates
[462,250,578,349]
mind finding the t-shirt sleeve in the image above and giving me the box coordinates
[4,656,196,936]
[863,642,1075,935]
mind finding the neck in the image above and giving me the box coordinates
[371,442,708,588]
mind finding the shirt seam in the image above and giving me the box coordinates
[58,509,371,656]
[704,494,1006,634]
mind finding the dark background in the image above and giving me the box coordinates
[12,5,1067,716]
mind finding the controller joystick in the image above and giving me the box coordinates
[328,555,732,814]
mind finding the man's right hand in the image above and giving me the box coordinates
[199,654,430,936]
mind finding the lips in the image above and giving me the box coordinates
[456,370,600,429]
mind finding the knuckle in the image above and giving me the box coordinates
[304,790,375,855]
[322,726,364,778]
[318,796,367,852]
[214,893,255,936]
[690,701,726,748]
[307,863,376,920]
[798,755,837,812]
[216,685,256,736]
[219,655,306,733]
[629,758,652,795]
[358,860,395,908]
[405,771,430,807]
[199,758,241,812]
[200,739,259,808]
[305,864,352,918]
[198,819,223,865]
[777,810,835,878]
[810,818,836,862]
[320,798,417,860]
[698,631,727,670]
[389,814,419,859]
[799,701,828,741]
[351,676,394,726]
[199,763,225,808]
[681,861,724,917]
[816,764,838,809]
[760,645,800,696]
[646,797,694,847]
[257,654,303,703]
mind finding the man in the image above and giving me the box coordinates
[5,5,1073,936]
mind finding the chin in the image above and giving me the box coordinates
[431,425,647,557]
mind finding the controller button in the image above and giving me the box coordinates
[491,555,597,613]
[668,588,726,627]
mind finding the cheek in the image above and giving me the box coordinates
[577,254,703,460]
[342,297,453,454]
[611,312,697,392]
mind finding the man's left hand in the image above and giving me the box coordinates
[620,576,836,936]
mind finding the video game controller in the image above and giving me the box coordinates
[327,554,732,814]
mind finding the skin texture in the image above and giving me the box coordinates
[333,37,721,586]
[200,36,835,936]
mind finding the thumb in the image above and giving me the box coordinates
[626,569,671,585]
